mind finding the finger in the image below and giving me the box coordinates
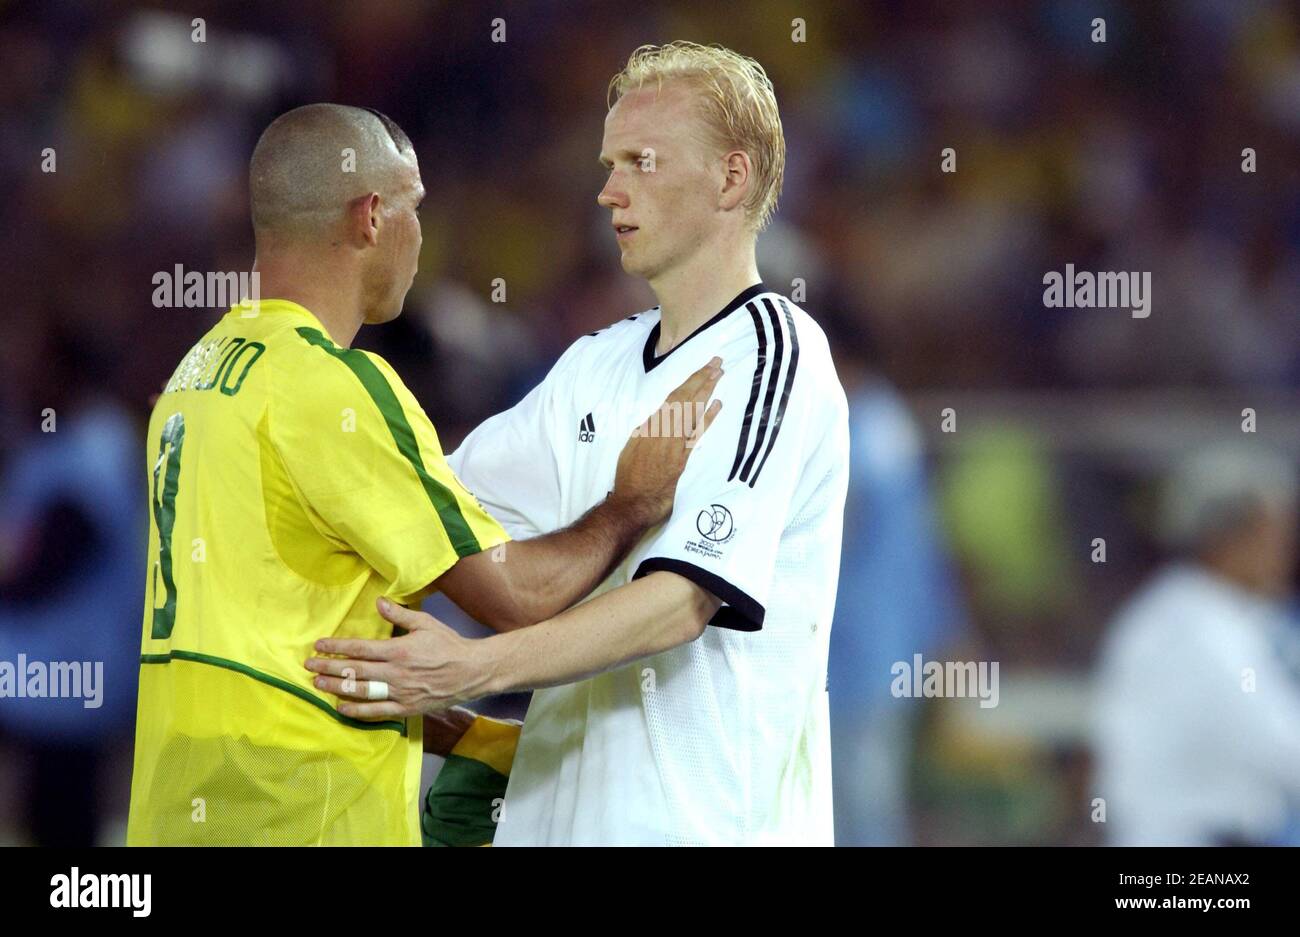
[337,700,413,721]
[311,673,388,701]
[676,363,724,407]
[689,365,724,402]
[669,357,723,401]
[688,357,724,393]
[686,399,723,449]
[377,596,436,630]
[312,636,397,661]
[304,656,386,681]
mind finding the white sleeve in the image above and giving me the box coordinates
[630,318,820,631]
[447,352,576,540]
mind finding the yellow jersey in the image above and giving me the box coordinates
[127,299,508,846]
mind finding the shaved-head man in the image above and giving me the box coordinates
[127,104,721,845]
[248,103,423,336]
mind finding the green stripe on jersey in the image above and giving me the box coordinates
[295,327,481,557]
[140,650,406,735]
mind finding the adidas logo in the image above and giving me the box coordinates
[578,413,596,443]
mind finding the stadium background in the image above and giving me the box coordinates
[1,0,1298,845]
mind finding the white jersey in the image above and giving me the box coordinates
[449,283,850,845]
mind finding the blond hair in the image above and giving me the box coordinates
[608,41,785,232]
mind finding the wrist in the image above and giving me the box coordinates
[476,631,515,697]
[604,489,664,533]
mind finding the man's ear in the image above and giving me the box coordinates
[718,150,751,213]
[347,192,382,246]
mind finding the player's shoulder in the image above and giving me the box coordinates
[272,325,361,385]
[723,287,843,404]
[270,325,416,413]
[733,288,833,360]
[589,306,657,336]
[579,308,656,350]
[549,307,658,375]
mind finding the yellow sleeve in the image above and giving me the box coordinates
[271,328,509,602]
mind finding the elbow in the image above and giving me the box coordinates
[677,592,720,645]
[484,580,580,633]
[679,618,708,645]
[475,585,542,633]
[484,609,534,633]
[642,571,721,647]
[483,593,542,632]
[481,570,555,632]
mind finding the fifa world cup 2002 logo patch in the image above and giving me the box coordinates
[688,504,736,559]
[696,504,734,542]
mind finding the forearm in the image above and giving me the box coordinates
[480,572,719,694]
[494,494,659,625]
[438,357,723,634]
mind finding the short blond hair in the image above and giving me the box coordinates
[608,41,786,232]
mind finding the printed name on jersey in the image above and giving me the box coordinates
[685,503,736,559]
[164,334,267,397]
[728,296,800,488]
[578,412,596,442]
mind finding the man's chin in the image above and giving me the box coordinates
[365,297,407,325]
[619,251,652,279]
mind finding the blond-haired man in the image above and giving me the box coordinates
[308,42,850,845]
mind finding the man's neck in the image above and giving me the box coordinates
[650,239,761,356]
[253,252,366,348]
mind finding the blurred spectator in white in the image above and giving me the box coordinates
[1092,445,1300,845]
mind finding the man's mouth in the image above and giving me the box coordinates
[614,224,638,240]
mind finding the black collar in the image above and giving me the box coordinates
[642,282,768,372]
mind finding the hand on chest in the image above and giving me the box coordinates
[558,359,702,515]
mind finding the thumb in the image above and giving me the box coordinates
[376,596,432,629]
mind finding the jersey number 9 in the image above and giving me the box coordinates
[150,413,185,640]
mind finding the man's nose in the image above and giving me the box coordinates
[597,177,628,210]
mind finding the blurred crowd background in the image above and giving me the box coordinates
[2,0,1299,846]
